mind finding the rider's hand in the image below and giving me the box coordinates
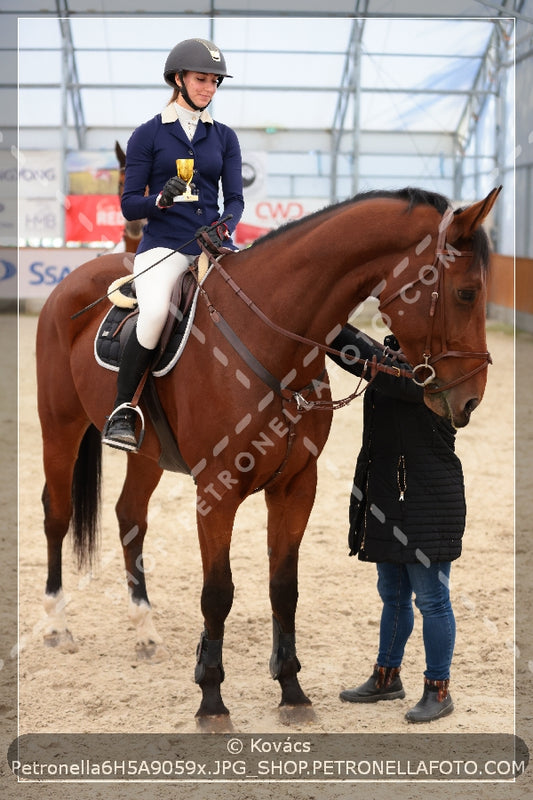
[195,221,230,250]
[155,176,189,208]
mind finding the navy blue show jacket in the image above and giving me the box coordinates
[121,104,244,256]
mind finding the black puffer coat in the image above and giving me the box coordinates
[329,326,466,564]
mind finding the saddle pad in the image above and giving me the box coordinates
[94,285,201,377]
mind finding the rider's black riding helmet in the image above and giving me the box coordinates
[164,38,232,88]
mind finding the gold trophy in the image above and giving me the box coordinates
[175,158,198,202]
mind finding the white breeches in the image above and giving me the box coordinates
[133,247,193,349]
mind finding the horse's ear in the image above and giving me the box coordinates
[115,141,126,167]
[447,186,502,240]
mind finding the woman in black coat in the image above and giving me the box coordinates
[328,324,466,723]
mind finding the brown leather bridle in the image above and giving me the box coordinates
[194,210,491,406]
[378,216,492,394]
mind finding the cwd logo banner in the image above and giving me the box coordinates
[235,197,325,246]
[65,195,125,245]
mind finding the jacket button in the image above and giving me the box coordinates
[196,208,203,215]
[188,149,193,155]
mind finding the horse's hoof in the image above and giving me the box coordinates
[195,693,230,719]
[135,641,169,662]
[278,704,316,726]
[279,675,311,707]
[195,714,234,733]
[43,630,78,653]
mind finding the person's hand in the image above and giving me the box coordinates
[155,176,190,208]
[195,221,230,250]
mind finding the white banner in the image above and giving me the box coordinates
[0,196,16,246]
[241,151,267,199]
[240,196,325,229]
[19,197,63,242]
[0,150,17,198]
[18,247,110,299]
[15,149,62,199]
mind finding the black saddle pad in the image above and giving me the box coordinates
[95,299,194,375]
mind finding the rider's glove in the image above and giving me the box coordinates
[195,221,231,251]
[155,176,190,208]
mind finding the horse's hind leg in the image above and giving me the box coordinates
[42,475,78,652]
[265,463,318,708]
[115,455,165,660]
[41,423,98,653]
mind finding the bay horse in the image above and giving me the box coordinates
[112,141,146,253]
[36,186,500,720]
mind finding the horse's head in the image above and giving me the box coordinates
[379,187,501,428]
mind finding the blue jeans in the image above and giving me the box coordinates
[376,561,455,681]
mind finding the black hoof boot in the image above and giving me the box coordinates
[194,630,228,717]
[270,617,311,707]
[340,664,405,703]
[405,678,454,723]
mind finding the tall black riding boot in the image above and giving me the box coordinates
[339,664,405,703]
[405,677,454,723]
[102,328,155,452]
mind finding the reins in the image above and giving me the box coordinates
[194,233,410,412]
[195,204,491,407]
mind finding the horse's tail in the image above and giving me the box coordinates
[71,424,102,570]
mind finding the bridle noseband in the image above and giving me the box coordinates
[379,215,492,394]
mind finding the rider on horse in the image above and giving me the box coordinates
[102,38,244,451]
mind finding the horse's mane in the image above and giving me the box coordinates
[250,187,450,249]
[249,186,490,271]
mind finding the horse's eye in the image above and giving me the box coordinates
[457,289,476,303]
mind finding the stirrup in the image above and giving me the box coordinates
[101,402,145,453]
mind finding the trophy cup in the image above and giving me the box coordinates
[174,158,198,202]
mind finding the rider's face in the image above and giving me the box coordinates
[176,71,219,109]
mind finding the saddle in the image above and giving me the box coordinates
[95,253,210,473]
[96,256,205,375]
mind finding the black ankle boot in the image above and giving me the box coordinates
[102,328,154,451]
[102,407,139,451]
[405,678,454,723]
[340,664,405,703]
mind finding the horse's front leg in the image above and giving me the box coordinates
[194,500,237,718]
[265,461,318,708]
[116,455,165,660]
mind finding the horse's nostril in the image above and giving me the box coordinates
[465,398,479,416]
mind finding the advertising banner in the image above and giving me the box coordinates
[18,247,113,299]
[236,197,325,245]
[0,196,16,246]
[17,149,62,199]
[65,195,125,245]
[19,197,63,242]
[0,248,17,300]
[66,149,120,195]
[241,151,267,199]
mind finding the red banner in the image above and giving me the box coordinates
[65,194,124,244]
[234,221,270,247]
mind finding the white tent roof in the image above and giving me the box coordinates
[16,12,498,139]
